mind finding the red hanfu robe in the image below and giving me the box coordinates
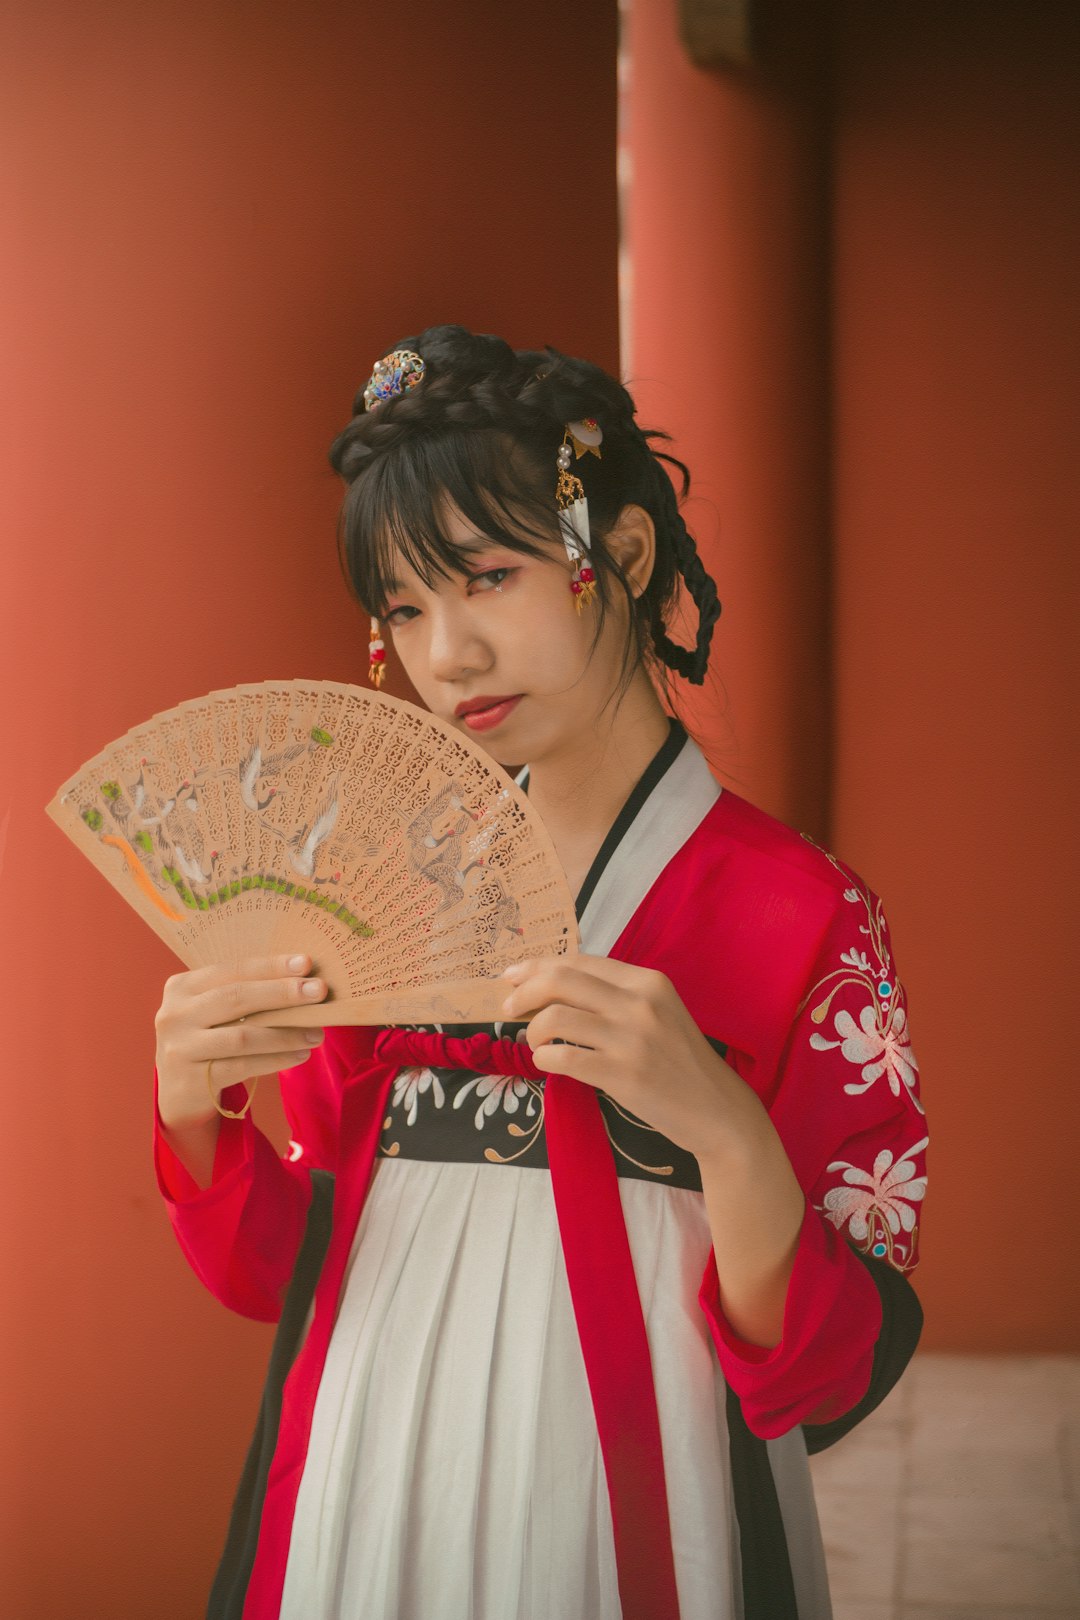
[154,719,927,1620]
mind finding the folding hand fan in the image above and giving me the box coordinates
[45,679,579,1025]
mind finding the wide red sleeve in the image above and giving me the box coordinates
[152,1025,379,1323]
[698,869,928,1438]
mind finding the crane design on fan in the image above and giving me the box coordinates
[45,679,577,1025]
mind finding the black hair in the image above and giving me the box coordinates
[327,323,722,713]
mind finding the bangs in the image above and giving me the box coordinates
[340,428,562,617]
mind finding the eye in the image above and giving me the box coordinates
[381,567,515,628]
[470,567,513,592]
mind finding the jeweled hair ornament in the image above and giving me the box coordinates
[362,347,426,412]
[363,347,427,683]
[557,417,602,612]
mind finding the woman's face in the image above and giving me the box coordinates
[377,501,632,769]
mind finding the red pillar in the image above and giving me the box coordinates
[625,0,832,835]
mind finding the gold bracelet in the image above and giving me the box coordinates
[207,1057,259,1120]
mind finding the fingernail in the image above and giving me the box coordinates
[302,979,324,998]
[305,1029,324,1044]
[288,954,309,971]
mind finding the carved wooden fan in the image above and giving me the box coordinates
[44,679,579,1025]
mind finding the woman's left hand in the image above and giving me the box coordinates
[500,954,760,1164]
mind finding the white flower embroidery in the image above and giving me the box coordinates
[820,1137,928,1260]
[811,1001,921,1110]
[392,1066,446,1127]
[452,1072,536,1131]
[491,1020,531,1046]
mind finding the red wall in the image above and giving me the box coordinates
[0,3,618,1614]
[629,0,1080,1352]
[829,1,1080,1349]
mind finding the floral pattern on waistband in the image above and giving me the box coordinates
[377,1023,704,1188]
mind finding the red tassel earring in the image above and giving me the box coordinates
[368,616,387,687]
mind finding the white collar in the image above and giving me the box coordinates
[515,728,721,956]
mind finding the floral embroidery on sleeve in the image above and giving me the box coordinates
[798,841,923,1116]
[798,836,928,1274]
[818,1136,928,1271]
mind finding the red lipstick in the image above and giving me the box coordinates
[455,694,523,732]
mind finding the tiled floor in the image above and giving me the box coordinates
[807,1352,1080,1619]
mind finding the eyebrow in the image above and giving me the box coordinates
[383,541,499,597]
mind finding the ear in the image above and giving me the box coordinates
[604,504,656,599]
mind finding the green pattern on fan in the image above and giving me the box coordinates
[45,679,579,1025]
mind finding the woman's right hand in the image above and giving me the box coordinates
[155,952,329,1132]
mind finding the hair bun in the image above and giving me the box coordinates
[519,348,637,439]
[398,324,520,391]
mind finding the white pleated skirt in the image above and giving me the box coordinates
[278,1158,832,1620]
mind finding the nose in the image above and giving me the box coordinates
[425,599,493,685]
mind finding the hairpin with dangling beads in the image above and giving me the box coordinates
[556,417,602,612]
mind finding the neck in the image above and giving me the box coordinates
[521,670,673,882]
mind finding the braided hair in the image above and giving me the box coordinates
[328,324,722,697]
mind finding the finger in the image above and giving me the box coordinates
[525,1003,603,1054]
[196,970,329,1028]
[530,1039,602,1084]
[173,952,317,998]
[504,954,655,997]
[501,951,612,981]
[206,1022,325,1065]
[204,1044,319,1096]
[502,960,639,1020]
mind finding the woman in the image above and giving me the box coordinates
[153,324,927,1619]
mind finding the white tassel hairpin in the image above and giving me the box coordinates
[556,417,603,612]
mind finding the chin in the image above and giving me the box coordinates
[473,738,520,767]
